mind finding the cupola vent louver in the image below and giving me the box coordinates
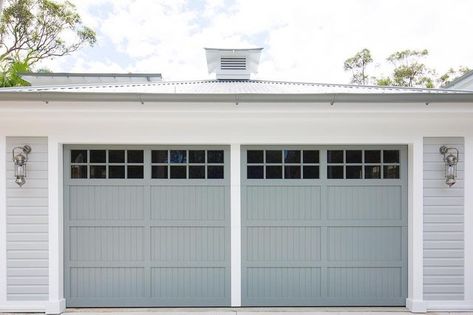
[220,57,247,71]
[205,48,263,80]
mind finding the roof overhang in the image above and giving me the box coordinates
[1,92,473,103]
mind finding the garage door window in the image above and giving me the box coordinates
[151,149,224,179]
[70,149,144,179]
[247,149,319,179]
[327,149,400,179]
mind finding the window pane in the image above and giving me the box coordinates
[109,150,125,163]
[109,166,125,178]
[208,165,224,179]
[90,165,106,178]
[247,150,263,163]
[365,150,381,163]
[170,165,186,178]
[127,150,144,163]
[266,165,282,179]
[346,165,362,179]
[189,165,205,178]
[152,165,168,179]
[266,150,282,163]
[71,165,87,178]
[365,165,381,179]
[90,150,106,163]
[303,166,319,179]
[284,150,301,163]
[152,150,168,163]
[346,150,362,163]
[189,150,205,163]
[303,150,319,163]
[170,150,187,163]
[327,165,343,179]
[208,150,224,163]
[327,150,344,163]
[127,165,143,178]
[384,150,400,163]
[384,165,400,178]
[247,166,263,179]
[71,150,87,163]
[285,165,301,179]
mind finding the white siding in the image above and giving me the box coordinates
[6,137,48,301]
[423,137,464,301]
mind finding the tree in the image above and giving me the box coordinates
[343,48,373,85]
[438,66,471,87]
[383,49,435,88]
[0,0,96,86]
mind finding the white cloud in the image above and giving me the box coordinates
[43,0,473,84]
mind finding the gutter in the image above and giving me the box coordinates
[1,92,473,103]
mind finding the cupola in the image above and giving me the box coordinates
[205,47,263,80]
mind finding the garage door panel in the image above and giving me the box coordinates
[246,227,321,262]
[246,186,321,220]
[150,227,226,262]
[69,185,145,220]
[69,227,144,262]
[327,186,402,220]
[64,146,230,307]
[69,267,146,299]
[246,267,321,299]
[151,267,226,299]
[150,185,226,221]
[327,227,402,261]
[242,146,407,306]
[327,267,402,298]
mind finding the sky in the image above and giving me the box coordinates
[40,0,473,84]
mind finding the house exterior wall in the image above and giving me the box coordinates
[5,137,49,302]
[423,138,464,301]
[0,100,472,313]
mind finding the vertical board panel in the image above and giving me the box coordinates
[6,137,48,301]
[241,145,407,306]
[423,138,464,301]
[64,146,230,307]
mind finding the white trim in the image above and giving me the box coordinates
[425,300,473,311]
[0,136,6,303]
[464,136,473,304]
[0,301,47,312]
[47,138,65,315]
[230,144,242,307]
[406,140,425,313]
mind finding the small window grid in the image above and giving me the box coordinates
[327,149,400,179]
[247,150,320,179]
[151,150,224,179]
[70,149,144,179]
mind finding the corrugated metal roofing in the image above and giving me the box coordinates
[0,79,470,95]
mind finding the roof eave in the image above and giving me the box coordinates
[1,92,473,103]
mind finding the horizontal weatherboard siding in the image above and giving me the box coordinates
[423,137,464,301]
[5,137,48,301]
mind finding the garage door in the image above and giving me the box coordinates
[241,146,407,306]
[64,146,230,307]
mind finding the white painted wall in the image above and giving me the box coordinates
[0,100,472,313]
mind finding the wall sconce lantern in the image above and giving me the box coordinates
[12,145,31,187]
[439,145,459,187]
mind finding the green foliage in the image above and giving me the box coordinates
[438,66,471,87]
[0,59,30,87]
[344,48,470,88]
[343,48,373,85]
[0,0,96,87]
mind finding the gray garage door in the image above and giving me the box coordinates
[64,146,230,307]
[241,146,407,306]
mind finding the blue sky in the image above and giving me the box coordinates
[42,0,473,84]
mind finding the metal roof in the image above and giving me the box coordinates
[1,79,473,103]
